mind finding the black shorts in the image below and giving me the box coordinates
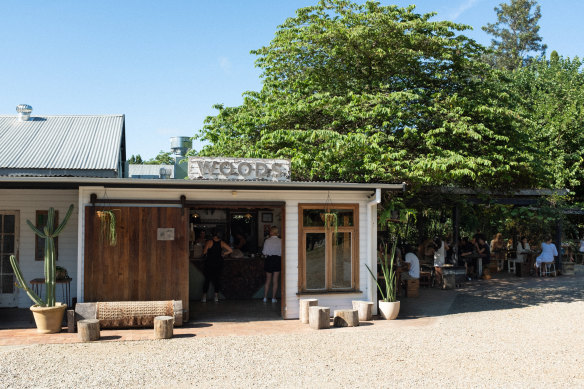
[264,255,281,273]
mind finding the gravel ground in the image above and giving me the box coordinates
[2,276,583,388]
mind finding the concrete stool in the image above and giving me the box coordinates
[351,301,373,321]
[299,298,318,324]
[309,306,330,330]
[333,309,359,327]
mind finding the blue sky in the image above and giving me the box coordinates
[1,0,582,159]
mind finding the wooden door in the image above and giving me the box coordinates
[84,206,189,318]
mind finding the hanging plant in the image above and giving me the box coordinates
[323,212,338,233]
[321,191,339,233]
[96,210,118,246]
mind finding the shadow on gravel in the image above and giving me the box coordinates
[400,274,584,319]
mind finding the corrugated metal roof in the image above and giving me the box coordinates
[128,164,175,178]
[0,176,406,191]
[0,115,124,177]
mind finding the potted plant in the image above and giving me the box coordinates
[96,209,117,246]
[9,204,74,333]
[366,241,400,319]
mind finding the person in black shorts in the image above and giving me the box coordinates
[262,226,282,303]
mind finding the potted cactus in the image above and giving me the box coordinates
[9,204,74,333]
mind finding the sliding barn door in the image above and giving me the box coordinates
[84,206,189,318]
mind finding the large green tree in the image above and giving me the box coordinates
[511,52,584,196]
[195,0,537,189]
[482,0,546,70]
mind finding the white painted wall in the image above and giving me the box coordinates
[0,189,79,308]
[78,186,378,319]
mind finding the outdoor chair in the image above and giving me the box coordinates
[539,262,556,277]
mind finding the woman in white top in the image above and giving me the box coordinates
[433,237,449,286]
[262,226,282,303]
[516,236,530,263]
[579,236,584,253]
[535,235,558,272]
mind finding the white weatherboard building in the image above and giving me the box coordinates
[0,106,403,319]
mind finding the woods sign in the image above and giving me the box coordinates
[188,157,291,181]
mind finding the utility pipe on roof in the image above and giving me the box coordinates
[366,189,381,313]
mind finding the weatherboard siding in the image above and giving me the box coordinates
[78,187,374,319]
[0,189,78,308]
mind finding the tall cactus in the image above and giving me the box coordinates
[10,204,74,307]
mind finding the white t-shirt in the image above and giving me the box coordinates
[516,242,530,263]
[262,236,282,256]
[579,239,584,253]
[434,241,446,267]
[404,252,420,279]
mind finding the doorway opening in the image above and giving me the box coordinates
[188,204,285,321]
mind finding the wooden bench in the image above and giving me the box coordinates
[74,300,183,330]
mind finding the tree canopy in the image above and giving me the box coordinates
[195,0,538,189]
[482,0,546,70]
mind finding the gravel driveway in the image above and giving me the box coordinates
[2,275,583,388]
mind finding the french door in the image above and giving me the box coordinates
[0,211,19,307]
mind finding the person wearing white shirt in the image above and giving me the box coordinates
[535,235,558,273]
[401,250,420,280]
[262,226,282,303]
[516,236,530,263]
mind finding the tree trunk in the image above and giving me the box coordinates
[351,301,373,321]
[78,319,100,341]
[299,299,318,324]
[333,309,359,327]
[308,306,330,330]
[154,316,174,339]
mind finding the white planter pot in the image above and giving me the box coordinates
[378,300,400,320]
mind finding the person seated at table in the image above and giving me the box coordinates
[516,236,530,263]
[459,237,475,278]
[535,235,558,274]
[417,238,435,266]
[474,234,490,272]
[433,236,449,286]
[491,233,506,268]
[400,245,420,280]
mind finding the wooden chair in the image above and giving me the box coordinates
[540,262,557,277]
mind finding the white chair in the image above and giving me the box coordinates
[508,259,517,274]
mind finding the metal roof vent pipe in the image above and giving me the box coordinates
[16,104,33,121]
[170,136,192,157]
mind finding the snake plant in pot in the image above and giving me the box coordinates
[9,204,74,333]
[366,241,400,319]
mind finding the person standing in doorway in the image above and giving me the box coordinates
[262,226,282,303]
[202,231,232,303]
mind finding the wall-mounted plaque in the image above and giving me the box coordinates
[188,157,291,181]
[157,228,175,241]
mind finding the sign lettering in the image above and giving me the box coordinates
[188,157,291,181]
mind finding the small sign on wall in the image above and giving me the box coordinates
[157,228,175,241]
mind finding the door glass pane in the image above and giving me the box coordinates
[2,275,14,293]
[1,255,13,274]
[332,232,352,289]
[3,215,15,233]
[2,235,15,254]
[305,233,326,289]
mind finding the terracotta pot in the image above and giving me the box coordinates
[378,300,400,320]
[30,303,67,334]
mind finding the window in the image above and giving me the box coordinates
[298,204,359,292]
[0,212,19,295]
[35,211,58,262]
